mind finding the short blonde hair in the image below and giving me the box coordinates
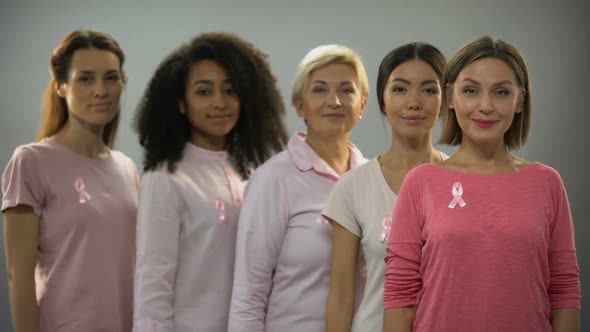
[439,36,531,150]
[291,44,369,104]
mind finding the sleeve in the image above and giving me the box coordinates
[322,171,361,237]
[228,167,289,332]
[1,146,45,216]
[133,171,182,332]
[547,171,580,309]
[383,170,423,309]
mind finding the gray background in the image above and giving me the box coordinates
[1,0,588,330]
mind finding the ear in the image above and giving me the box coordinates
[515,88,526,114]
[445,83,454,109]
[178,101,186,114]
[56,82,65,98]
[358,95,368,119]
[293,97,305,119]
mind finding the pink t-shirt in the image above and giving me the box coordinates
[228,132,366,332]
[384,163,580,332]
[133,143,245,332]
[1,138,139,332]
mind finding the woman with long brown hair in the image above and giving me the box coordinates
[2,29,138,332]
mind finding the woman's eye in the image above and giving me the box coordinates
[312,87,327,94]
[392,86,406,93]
[342,87,355,94]
[226,88,236,95]
[196,89,210,96]
[424,87,439,94]
[463,87,477,95]
[494,89,510,96]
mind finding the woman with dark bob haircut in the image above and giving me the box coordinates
[2,29,138,332]
[384,36,580,331]
[133,32,288,331]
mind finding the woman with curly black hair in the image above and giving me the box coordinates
[132,32,288,331]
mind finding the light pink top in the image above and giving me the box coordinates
[384,163,581,332]
[133,143,245,332]
[1,138,139,332]
[228,132,366,332]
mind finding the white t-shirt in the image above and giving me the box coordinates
[322,155,447,332]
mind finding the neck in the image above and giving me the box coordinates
[191,132,226,151]
[453,137,513,166]
[381,132,439,170]
[53,116,108,158]
[305,130,351,175]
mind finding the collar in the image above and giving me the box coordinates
[287,132,365,179]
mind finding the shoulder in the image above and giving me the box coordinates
[110,150,138,170]
[9,141,56,162]
[337,158,378,187]
[405,163,441,181]
[524,162,565,189]
[251,150,294,179]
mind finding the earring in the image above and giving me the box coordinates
[358,115,363,120]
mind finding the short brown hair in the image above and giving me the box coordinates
[439,36,531,150]
[37,29,126,147]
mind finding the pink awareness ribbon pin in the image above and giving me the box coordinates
[316,215,330,224]
[74,177,92,204]
[380,214,392,243]
[448,182,467,208]
[216,199,228,224]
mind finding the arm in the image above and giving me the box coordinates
[325,220,359,332]
[550,308,579,332]
[383,173,423,332]
[133,172,181,332]
[383,307,416,332]
[228,168,288,332]
[547,172,581,332]
[3,205,40,332]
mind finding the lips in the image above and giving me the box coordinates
[91,102,113,111]
[321,113,345,118]
[401,116,426,125]
[472,119,498,128]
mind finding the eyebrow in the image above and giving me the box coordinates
[192,79,232,87]
[391,78,439,85]
[461,78,513,86]
[311,80,354,86]
[77,69,120,75]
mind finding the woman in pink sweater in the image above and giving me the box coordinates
[383,36,581,332]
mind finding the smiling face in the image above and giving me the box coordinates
[181,60,240,149]
[294,63,366,138]
[448,57,524,147]
[57,48,123,128]
[382,59,442,139]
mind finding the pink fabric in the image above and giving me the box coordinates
[133,143,245,332]
[228,132,366,332]
[1,138,139,332]
[384,163,580,332]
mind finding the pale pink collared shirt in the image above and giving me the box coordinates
[134,143,245,332]
[228,132,366,332]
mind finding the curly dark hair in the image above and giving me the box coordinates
[135,32,289,179]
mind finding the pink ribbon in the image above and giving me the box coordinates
[74,177,92,204]
[380,214,392,243]
[448,182,467,208]
[216,199,228,224]
[316,215,330,224]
